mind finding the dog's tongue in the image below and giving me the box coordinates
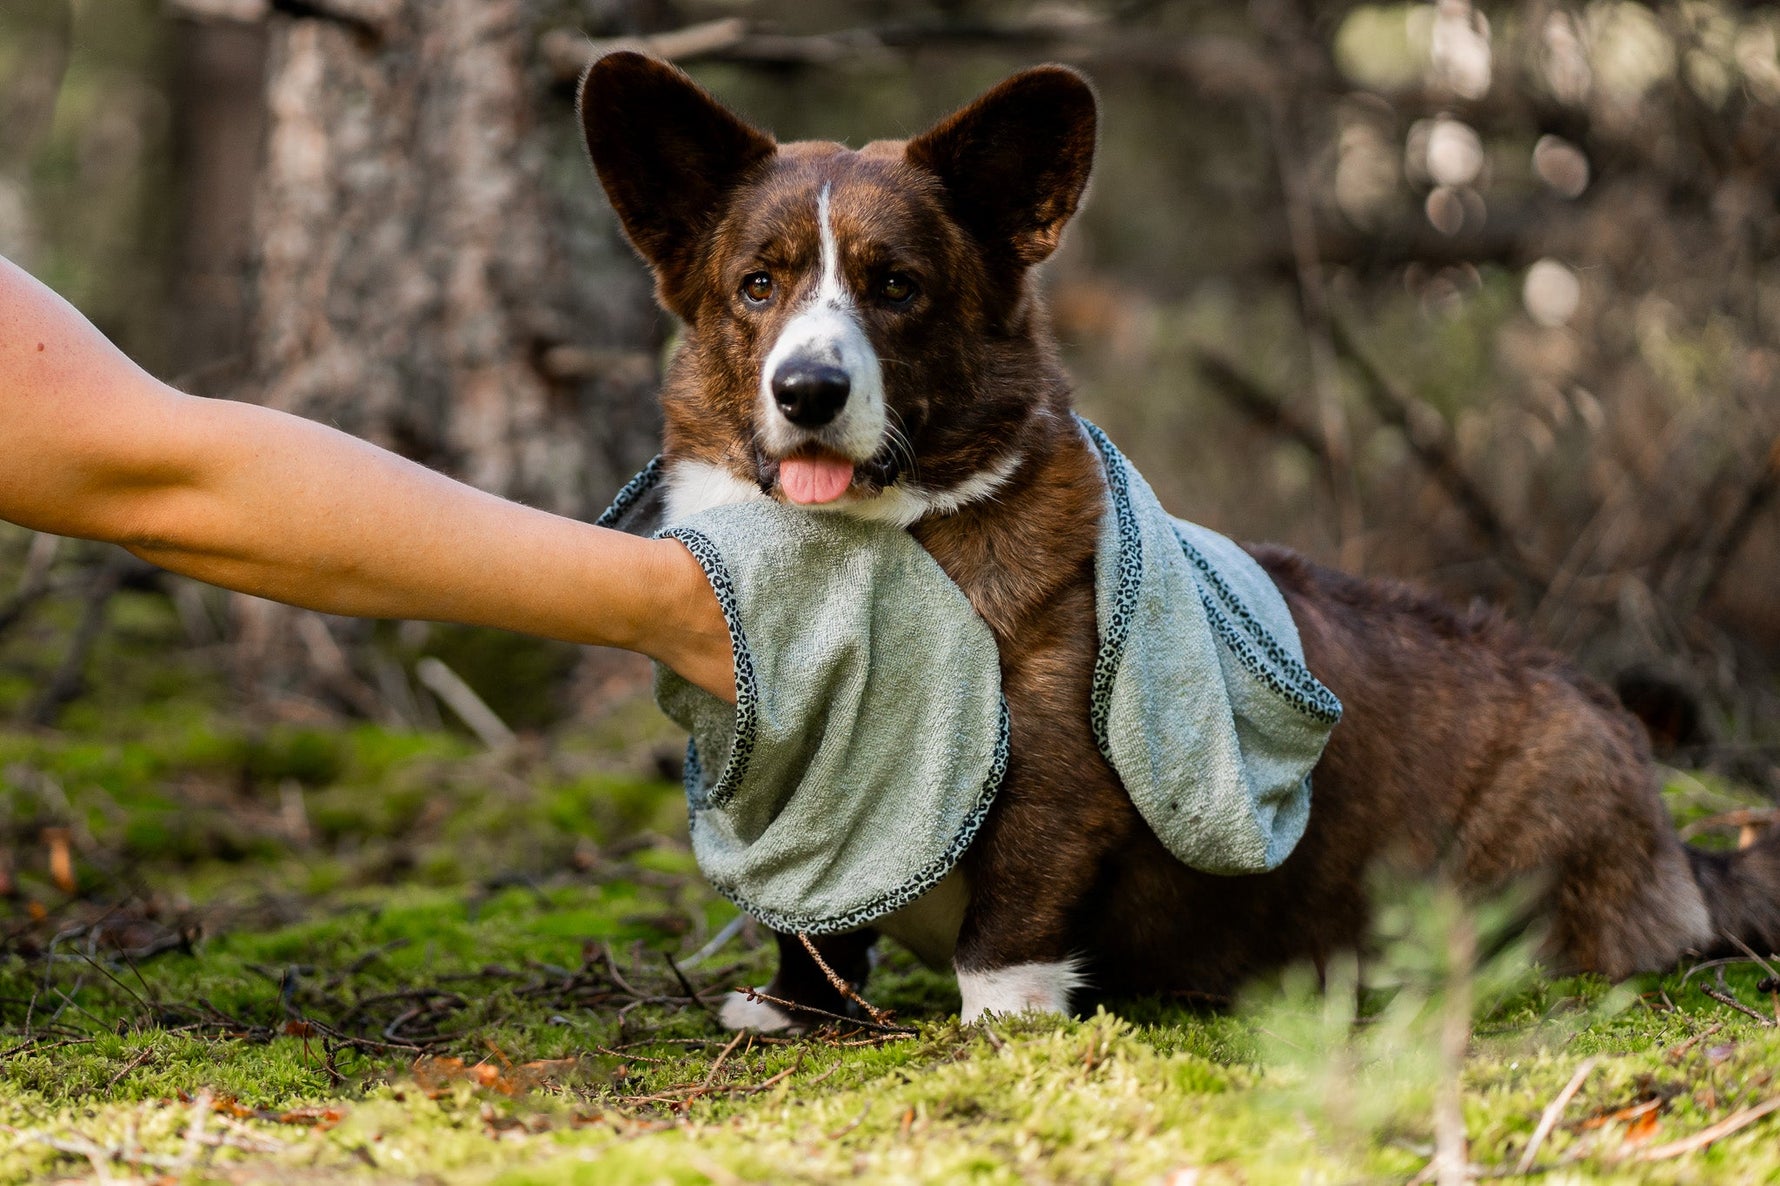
[780,455,854,505]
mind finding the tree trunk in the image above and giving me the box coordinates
[226,1,663,706]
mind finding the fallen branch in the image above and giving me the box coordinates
[416,658,516,749]
[1515,1056,1596,1173]
[1629,1095,1780,1162]
[735,986,914,1037]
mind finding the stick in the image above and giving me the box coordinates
[1630,1095,1780,1162]
[415,658,516,749]
[1193,352,1332,462]
[735,987,914,1037]
[664,952,717,1017]
[797,933,893,1027]
[1262,58,1362,572]
[1515,1057,1596,1173]
[1432,907,1475,1186]
[1723,933,1780,984]
[681,913,749,969]
[1700,965,1776,1027]
[26,551,134,726]
[102,1044,158,1090]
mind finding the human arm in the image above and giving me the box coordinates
[0,254,734,701]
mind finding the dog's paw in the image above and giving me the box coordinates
[957,960,1085,1023]
[718,988,802,1034]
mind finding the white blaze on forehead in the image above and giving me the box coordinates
[758,181,886,463]
[814,181,845,306]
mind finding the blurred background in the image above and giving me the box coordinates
[2,0,1778,904]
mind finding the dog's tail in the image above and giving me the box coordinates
[1687,830,1780,958]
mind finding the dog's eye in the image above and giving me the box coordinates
[880,274,918,305]
[741,272,774,304]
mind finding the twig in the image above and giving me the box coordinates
[797,933,893,1027]
[0,533,60,638]
[689,1031,746,1106]
[1680,434,1780,611]
[1679,956,1755,989]
[681,913,749,968]
[1329,319,1549,590]
[539,14,1282,99]
[827,1101,872,1140]
[0,1035,95,1059]
[27,551,139,727]
[1257,23,1361,571]
[1722,933,1780,984]
[1431,904,1475,1186]
[664,952,717,1017]
[103,1044,158,1090]
[1665,1020,1725,1061]
[178,1089,213,1171]
[1629,1095,1780,1162]
[1515,1057,1596,1173]
[1193,351,1332,461]
[736,987,914,1037]
[416,658,516,749]
[1700,966,1776,1026]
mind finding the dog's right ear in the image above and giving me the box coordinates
[578,52,775,319]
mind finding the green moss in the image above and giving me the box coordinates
[5,696,1780,1184]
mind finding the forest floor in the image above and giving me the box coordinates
[4,588,1780,1184]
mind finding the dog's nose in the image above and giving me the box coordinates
[771,362,851,428]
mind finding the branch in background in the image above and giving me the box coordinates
[1193,351,1331,464]
[538,15,1279,101]
[1253,0,1362,570]
[1682,434,1780,612]
[1328,319,1552,591]
[25,550,150,728]
[0,534,61,639]
[164,0,396,38]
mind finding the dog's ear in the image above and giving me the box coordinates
[905,66,1097,270]
[578,51,775,318]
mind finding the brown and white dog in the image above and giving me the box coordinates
[577,53,1780,1028]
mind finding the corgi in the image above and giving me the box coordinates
[576,52,1780,1027]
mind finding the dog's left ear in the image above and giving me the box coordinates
[905,66,1097,270]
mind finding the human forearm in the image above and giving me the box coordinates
[123,398,657,646]
[1,254,734,700]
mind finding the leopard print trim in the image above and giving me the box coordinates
[595,454,664,531]
[658,526,757,810]
[1079,417,1341,742]
[1177,531,1342,724]
[1081,420,1143,764]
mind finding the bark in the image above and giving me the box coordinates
[229,0,663,703]
[246,0,658,505]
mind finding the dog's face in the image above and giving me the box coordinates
[578,54,1096,525]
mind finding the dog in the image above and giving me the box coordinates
[576,52,1780,1028]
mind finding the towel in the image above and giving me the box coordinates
[1082,420,1341,874]
[598,419,1340,933]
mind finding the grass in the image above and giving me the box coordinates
[3,611,1780,1183]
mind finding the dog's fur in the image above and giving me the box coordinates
[577,54,1780,1026]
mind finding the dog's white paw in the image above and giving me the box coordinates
[957,960,1085,1023]
[718,989,801,1033]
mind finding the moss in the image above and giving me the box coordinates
[4,707,1780,1184]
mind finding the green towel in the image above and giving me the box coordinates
[599,420,1340,934]
[1083,421,1340,874]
